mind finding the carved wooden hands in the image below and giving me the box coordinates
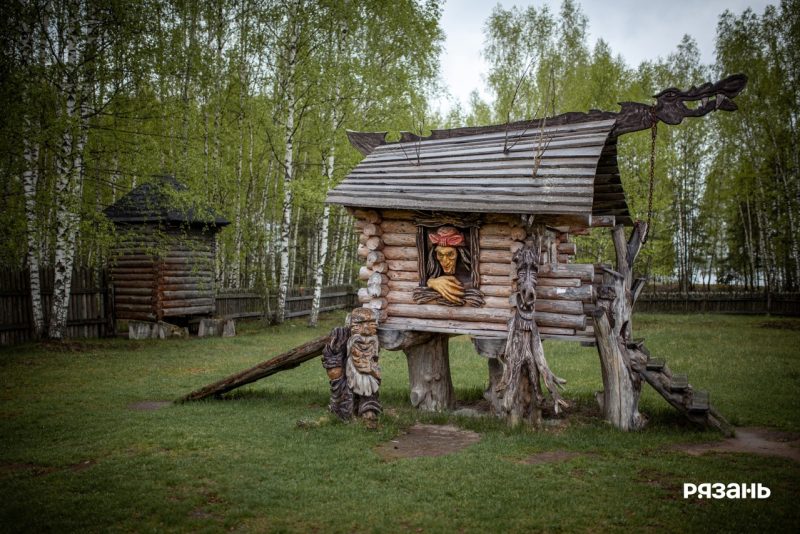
[426,275,465,304]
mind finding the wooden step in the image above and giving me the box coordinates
[689,390,710,412]
[669,374,689,391]
[645,358,665,371]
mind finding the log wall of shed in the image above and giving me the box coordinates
[110,226,216,321]
[352,209,594,342]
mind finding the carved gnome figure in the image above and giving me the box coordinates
[322,307,382,420]
[346,308,382,418]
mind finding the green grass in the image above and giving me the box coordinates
[1,313,798,532]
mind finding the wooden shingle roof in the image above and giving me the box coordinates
[104,175,229,228]
[328,116,631,225]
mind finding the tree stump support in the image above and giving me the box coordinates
[403,334,455,411]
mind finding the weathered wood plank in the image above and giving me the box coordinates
[178,334,331,402]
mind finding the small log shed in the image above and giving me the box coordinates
[104,175,229,327]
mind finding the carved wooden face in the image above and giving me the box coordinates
[435,246,458,275]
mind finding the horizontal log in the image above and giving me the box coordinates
[358,234,368,245]
[386,270,419,282]
[112,275,155,283]
[382,233,416,246]
[388,280,420,292]
[159,269,213,277]
[115,303,154,312]
[113,281,154,289]
[382,317,508,336]
[162,305,213,316]
[360,223,381,237]
[366,251,385,267]
[591,215,616,227]
[358,266,372,281]
[386,260,418,272]
[480,263,512,276]
[382,246,418,261]
[114,287,153,295]
[536,284,594,302]
[365,236,383,251]
[534,299,585,315]
[537,277,580,287]
[539,263,594,282]
[364,298,388,310]
[357,244,369,258]
[384,291,508,309]
[112,260,153,268]
[538,326,575,336]
[116,311,156,321]
[112,267,154,275]
[479,235,514,250]
[379,210,414,221]
[368,272,389,286]
[557,254,571,263]
[480,274,512,285]
[479,250,512,263]
[368,284,389,298]
[558,243,577,255]
[357,288,370,303]
[380,220,416,234]
[162,290,212,299]
[162,298,214,309]
[115,295,153,305]
[387,303,510,323]
[483,225,526,241]
[371,262,388,274]
[534,311,586,330]
[161,276,212,284]
[481,285,512,297]
[353,209,381,223]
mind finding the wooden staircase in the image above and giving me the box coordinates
[630,341,733,436]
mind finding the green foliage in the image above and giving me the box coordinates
[0,313,798,530]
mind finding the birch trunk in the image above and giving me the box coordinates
[49,7,83,340]
[275,30,297,324]
[20,13,44,337]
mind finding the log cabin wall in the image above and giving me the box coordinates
[352,208,594,342]
[110,226,216,321]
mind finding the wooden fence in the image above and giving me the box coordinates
[0,267,112,346]
[215,285,357,320]
[637,292,800,316]
[0,270,357,346]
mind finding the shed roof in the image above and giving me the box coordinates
[328,114,631,225]
[104,175,229,228]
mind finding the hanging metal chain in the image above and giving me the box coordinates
[642,117,657,244]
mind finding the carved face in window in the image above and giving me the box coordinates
[435,246,458,275]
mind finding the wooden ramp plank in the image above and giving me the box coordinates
[177,334,331,402]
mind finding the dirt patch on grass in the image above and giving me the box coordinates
[375,424,480,460]
[127,401,172,411]
[672,427,800,462]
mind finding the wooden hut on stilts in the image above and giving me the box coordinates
[180,74,747,435]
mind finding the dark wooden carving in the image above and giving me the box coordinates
[322,327,353,420]
[495,237,567,425]
[346,74,748,154]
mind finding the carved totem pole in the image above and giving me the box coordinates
[495,236,567,426]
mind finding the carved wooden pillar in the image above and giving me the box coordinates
[403,334,455,411]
